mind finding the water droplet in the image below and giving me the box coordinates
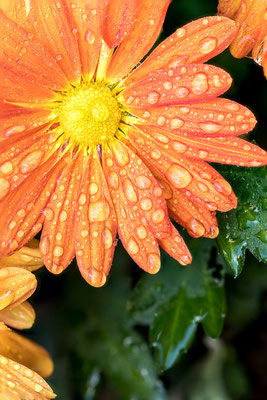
[140,198,153,211]
[213,178,232,195]
[172,142,187,153]
[85,29,95,44]
[0,161,13,175]
[0,178,10,200]
[5,125,26,137]
[20,151,43,174]
[176,28,186,37]
[175,87,189,98]
[192,73,208,94]
[157,116,166,126]
[170,118,184,129]
[136,175,152,189]
[89,200,110,222]
[199,37,217,54]
[163,81,172,90]
[108,171,119,189]
[78,194,87,205]
[166,164,192,188]
[199,122,221,133]
[89,182,98,195]
[152,209,165,224]
[102,228,113,249]
[53,245,64,257]
[147,91,160,104]
[147,253,161,272]
[40,236,50,256]
[136,225,147,239]
[43,208,54,221]
[128,238,139,254]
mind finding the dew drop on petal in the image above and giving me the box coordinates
[199,37,217,54]
[0,178,10,200]
[188,218,205,236]
[128,238,139,254]
[170,118,184,129]
[147,253,161,273]
[89,200,110,222]
[123,179,138,202]
[147,91,160,105]
[213,178,232,195]
[199,122,221,133]
[172,142,187,153]
[102,228,113,249]
[20,151,43,174]
[192,73,209,94]
[175,87,190,98]
[166,164,192,188]
[136,175,152,189]
[85,29,95,44]
[152,209,165,224]
[136,225,147,239]
[140,198,153,211]
[0,162,13,175]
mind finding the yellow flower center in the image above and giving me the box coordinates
[58,83,122,147]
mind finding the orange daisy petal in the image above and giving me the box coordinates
[229,0,266,58]
[0,330,54,378]
[110,140,172,240]
[158,224,192,265]
[135,125,267,167]
[0,0,27,24]
[0,128,55,200]
[121,64,232,108]
[124,16,236,86]
[0,102,53,141]
[27,0,81,83]
[128,98,256,137]
[40,153,86,275]
[0,153,66,257]
[67,0,104,80]
[128,126,237,212]
[0,355,55,399]
[75,149,117,287]
[217,0,242,18]
[0,239,43,272]
[0,301,35,330]
[103,144,164,273]
[106,0,171,82]
[102,0,139,49]
[149,170,219,238]
[0,11,68,101]
[0,267,36,311]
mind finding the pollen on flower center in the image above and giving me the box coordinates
[58,83,122,146]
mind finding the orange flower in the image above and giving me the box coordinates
[218,0,267,77]
[0,1,266,287]
[0,246,55,399]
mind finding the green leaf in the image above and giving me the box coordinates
[216,166,267,276]
[62,269,167,400]
[150,287,205,371]
[129,238,226,371]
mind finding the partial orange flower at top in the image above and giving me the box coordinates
[0,0,266,287]
[218,0,267,77]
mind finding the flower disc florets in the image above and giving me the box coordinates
[58,82,122,147]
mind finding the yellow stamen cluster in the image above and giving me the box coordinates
[58,83,122,147]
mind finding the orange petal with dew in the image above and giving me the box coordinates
[129,98,256,137]
[217,0,242,18]
[28,0,81,83]
[121,64,232,108]
[253,36,267,78]
[0,11,68,98]
[128,126,237,212]
[0,329,54,377]
[102,145,163,274]
[0,355,55,399]
[102,0,138,48]
[67,0,104,80]
[40,154,85,275]
[229,0,266,58]
[110,140,171,240]
[0,0,27,24]
[136,125,267,167]
[124,16,236,86]
[0,239,44,272]
[159,224,192,265]
[106,0,171,82]
[75,149,117,287]
[0,267,36,312]
[0,128,56,197]
[0,301,35,330]
[0,153,66,257]
[150,167,219,238]
[0,101,53,141]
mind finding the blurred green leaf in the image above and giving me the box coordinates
[63,270,167,400]
[216,166,267,276]
[129,239,226,371]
